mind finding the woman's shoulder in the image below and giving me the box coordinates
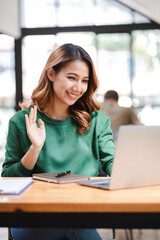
[91,110,110,122]
[9,108,30,127]
[90,110,111,129]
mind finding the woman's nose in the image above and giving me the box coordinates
[73,81,81,91]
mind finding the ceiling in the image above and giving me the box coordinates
[117,0,160,24]
[0,0,20,39]
[0,0,160,39]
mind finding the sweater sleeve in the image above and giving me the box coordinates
[98,116,115,176]
[1,120,33,177]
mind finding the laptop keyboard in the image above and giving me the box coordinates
[89,179,111,185]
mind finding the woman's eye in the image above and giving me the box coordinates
[68,76,76,80]
[83,79,89,83]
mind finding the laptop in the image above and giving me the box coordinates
[78,125,160,190]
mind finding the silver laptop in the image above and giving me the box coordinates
[78,125,160,190]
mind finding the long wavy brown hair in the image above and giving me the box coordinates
[20,43,100,134]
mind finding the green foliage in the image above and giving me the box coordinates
[97,33,130,51]
[94,30,160,71]
[132,30,160,70]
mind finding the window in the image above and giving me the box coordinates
[22,35,56,99]
[97,33,131,96]
[132,30,160,125]
[0,34,16,163]
[0,35,15,107]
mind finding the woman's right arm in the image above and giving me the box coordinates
[1,106,46,177]
[21,106,46,169]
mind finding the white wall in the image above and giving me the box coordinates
[0,0,21,38]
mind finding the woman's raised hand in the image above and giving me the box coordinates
[25,106,46,150]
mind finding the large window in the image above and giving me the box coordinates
[132,30,160,125]
[0,34,15,108]
[132,30,160,98]
[22,35,56,99]
[1,0,160,164]
[97,33,131,96]
[0,34,16,163]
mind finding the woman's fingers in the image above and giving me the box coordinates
[29,107,34,125]
[26,106,45,133]
[25,114,30,131]
[33,105,37,123]
[25,113,46,148]
[29,106,37,125]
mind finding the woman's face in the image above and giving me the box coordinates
[51,60,89,108]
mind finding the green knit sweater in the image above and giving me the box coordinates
[1,108,115,177]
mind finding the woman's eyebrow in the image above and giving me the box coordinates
[66,72,89,79]
[66,72,78,76]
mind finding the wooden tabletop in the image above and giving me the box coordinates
[1,178,160,213]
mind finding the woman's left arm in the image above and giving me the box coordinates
[98,117,115,176]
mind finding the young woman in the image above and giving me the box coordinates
[2,43,115,240]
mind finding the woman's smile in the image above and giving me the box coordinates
[66,91,79,100]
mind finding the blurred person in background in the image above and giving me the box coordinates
[101,90,143,140]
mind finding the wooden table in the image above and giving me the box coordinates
[1,178,160,228]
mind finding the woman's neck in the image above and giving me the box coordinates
[46,107,70,120]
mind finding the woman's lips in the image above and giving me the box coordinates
[66,91,79,100]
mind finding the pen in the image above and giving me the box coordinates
[55,170,71,178]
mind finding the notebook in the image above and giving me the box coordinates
[78,125,160,190]
[0,178,34,195]
[32,172,90,183]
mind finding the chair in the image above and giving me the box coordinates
[8,228,116,240]
[8,228,14,240]
[8,228,72,240]
[112,228,117,240]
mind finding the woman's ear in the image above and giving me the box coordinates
[47,67,55,82]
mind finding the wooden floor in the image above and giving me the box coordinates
[1,228,160,240]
